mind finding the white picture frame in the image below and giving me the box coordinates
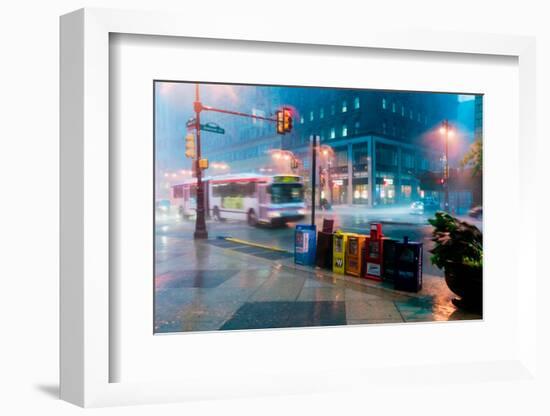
[60,8,538,408]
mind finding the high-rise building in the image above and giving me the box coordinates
[279,88,459,206]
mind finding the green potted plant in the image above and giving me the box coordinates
[428,211,483,312]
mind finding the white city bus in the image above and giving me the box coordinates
[171,173,306,226]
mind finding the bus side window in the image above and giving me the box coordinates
[246,182,255,197]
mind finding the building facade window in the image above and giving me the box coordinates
[409,109,413,119]
[309,110,314,121]
[354,120,360,134]
[354,97,360,109]
[330,127,336,139]
[401,105,405,117]
[342,101,348,112]
[392,102,396,113]
[320,107,324,119]
[382,98,387,109]
[334,148,348,166]
[342,125,348,137]
[300,115,304,124]
[353,145,369,165]
[331,104,336,116]
[382,122,387,134]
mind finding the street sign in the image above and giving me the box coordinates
[201,122,225,134]
[186,120,225,134]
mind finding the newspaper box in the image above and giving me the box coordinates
[294,224,317,266]
[364,223,385,281]
[382,238,398,281]
[315,220,334,269]
[332,231,351,274]
[393,236,423,292]
[345,234,368,277]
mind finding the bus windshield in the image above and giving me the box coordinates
[270,183,304,204]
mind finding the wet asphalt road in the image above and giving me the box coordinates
[156,206,483,278]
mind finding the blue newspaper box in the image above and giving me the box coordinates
[295,224,317,266]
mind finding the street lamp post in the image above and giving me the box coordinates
[193,84,208,239]
[439,120,454,212]
[311,135,318,226]
[319,144,334,205]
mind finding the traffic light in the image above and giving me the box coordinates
[185,133,195,159]
[283,107,292,133]
[440,178,445,185]
[276,107,293,134]
[276,110,285,134]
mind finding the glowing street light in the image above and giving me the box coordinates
[439,120,455,212]
[269,149,297,172]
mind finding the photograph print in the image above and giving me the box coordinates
[154,82,483,333]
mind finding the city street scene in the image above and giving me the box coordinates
[154,82,483,333]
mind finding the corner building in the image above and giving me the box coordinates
[280,88,459,206]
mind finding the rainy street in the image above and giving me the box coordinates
[154,207,483,333]
[156,206,466,277]
[154,82,484,333]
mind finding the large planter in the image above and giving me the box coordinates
[444,261,483,313]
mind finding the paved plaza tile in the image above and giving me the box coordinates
[154,238,482,334]
[220,301,347,330]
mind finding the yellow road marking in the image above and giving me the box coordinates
[224,237,289,253]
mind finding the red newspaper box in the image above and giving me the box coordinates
[364,223,384,281]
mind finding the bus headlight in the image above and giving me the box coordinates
[267,211,281,218]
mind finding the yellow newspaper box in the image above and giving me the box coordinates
[332,231,352,274]
[345,234,368,277]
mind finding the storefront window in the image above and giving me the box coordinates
[401,185,412,200]
[352,145,369,165]
[353,184,369,204]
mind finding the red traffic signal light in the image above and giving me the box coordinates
[283,108,292,133]
[440,178,445,185]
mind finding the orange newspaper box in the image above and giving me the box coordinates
[364,223,385,281]
[345,234,368,277]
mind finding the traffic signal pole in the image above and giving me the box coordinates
[188,85,292,240]
[193,84,208,239]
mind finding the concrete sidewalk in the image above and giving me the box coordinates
[154,236,481,333]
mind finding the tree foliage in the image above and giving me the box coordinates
[461,138,482,176]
